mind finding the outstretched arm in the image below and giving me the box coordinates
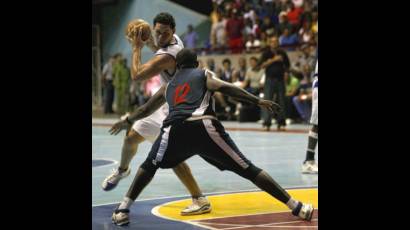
[205,73,281,115]
[109,86,166,135]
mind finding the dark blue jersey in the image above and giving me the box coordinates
[163,68,216,127]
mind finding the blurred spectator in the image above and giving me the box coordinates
[292,0,304,8]
[284,71,301,122]
[238,57,247,81]
[260,16,275,37]
[262,0,274,17]
[300,1,314,26]
[259,31,269,50]
[244,18,254,37]
[113,57,130,115]
[279,28,299,50]
[252,16,261,38]
[183,24,199,50]
[292,68,312,122]
[311,11,318,34]
[245,34,261,53]
[277,11,293,35]
[296,44,317,70]
[298,22,314,44]
[102,54,119,114]
[258,36,290,130]
[226,9,245,53]
[206,58,216,72]
[210,14,227,53]
[210,1,220,24]
[243,3,257,24]
[242,56,264,95]
[286,1,304,27]
[220,58,234,82]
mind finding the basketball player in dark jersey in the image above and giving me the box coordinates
[109,49,314,226]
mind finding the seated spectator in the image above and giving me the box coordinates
[242,56,264,95]
[294,44,316,72]
[260,15,275,37]
[259,31,269,50]
[279,28,299,50]
[298,23,315,44]
[220,58,234,82]
[206,58,216,72]
[238,57,247,82]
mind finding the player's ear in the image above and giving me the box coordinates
[193,61,199,68]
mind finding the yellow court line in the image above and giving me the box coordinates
[152,188,318,221]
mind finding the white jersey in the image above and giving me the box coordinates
[310,60,318,125]
[131,34,184,143]
[155,34,184,85]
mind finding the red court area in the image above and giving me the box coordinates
[191,210,318,230]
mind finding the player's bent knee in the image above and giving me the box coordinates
[140,159,158,175]
[124,130,145,145]
[239,164,262,182]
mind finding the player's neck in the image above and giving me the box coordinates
[162,35,176,48]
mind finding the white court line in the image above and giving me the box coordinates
[92,158,118,169]
[218,219,318,230]
[187,218,318,230]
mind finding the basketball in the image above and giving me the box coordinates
[125,19,151,42]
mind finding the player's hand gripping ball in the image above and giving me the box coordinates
[125,19,151,44]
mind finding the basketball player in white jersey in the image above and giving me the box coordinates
[302,60,318,173]
[102,12,211,216]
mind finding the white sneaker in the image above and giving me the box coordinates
[292,203,314,221]
[112,208,130,226]
[302,160,318,174]
[102,168,131,191]
[181,197,212,216]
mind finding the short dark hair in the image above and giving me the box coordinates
[176,49,198,69]
[250,56,258,62]
[222,59,231,65]
[153,12,176,29]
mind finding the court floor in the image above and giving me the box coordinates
[92,119,318,229]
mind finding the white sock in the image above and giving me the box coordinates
[286,198,299,210]
[118,197,134,210]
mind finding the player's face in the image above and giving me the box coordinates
[154,23,175,48]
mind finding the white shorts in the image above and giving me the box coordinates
[132,103,169,143]
[310,79,318,125]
